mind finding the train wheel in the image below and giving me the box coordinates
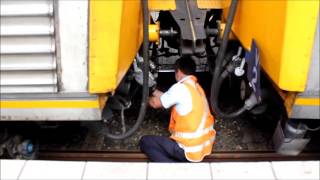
[6,135,38,160]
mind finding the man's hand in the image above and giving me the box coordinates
[149,96,163,109]
[152,89,164,98]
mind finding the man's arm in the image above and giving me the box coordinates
[149,96,163,109]
[149,83,185,109]
[152,89,164,98]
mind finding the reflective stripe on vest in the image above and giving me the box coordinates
[172,126,214,139]
[178,136,216,153]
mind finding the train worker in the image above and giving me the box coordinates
[139,56,216,162]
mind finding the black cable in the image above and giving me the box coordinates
[105,0,149,139]
[215,70,246,117]
[305,124,320,131]
[210,0,247,119]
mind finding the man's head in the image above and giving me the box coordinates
[174,56,196,81]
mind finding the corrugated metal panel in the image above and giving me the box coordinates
[1,16,54,36]
[0,54,56,71]
[1,71,57,85]
[0,0,57,94]
[0,0,53,16]
[1,36,55,54]
[1,85,58,94]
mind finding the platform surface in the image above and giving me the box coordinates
[1,160,319,180]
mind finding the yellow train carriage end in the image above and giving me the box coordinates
[230,0,319,92]
[89,0,176,94]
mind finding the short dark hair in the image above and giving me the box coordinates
[174,56,196,75]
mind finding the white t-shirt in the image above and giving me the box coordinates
[160,76,193,116]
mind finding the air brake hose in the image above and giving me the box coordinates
[210,0,247,119]
[105,0,149,139]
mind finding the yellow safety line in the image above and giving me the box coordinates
[0,100,100,109]
[295,98,320,106]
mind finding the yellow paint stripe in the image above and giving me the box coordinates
[0,100,100,109]
[149,0,176,10]
[295,98,320,106]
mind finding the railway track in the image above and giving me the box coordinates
[38,150,320,162]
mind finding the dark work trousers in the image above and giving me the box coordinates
[139,135,189,162]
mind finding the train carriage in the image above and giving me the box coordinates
[0,0,319,158]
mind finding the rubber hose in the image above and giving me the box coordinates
[106,0,149,139]
[215,72,246,118]
[210,0,246,119]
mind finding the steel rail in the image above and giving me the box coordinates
[38,150,320,162]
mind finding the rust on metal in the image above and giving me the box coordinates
[38,150,320,162]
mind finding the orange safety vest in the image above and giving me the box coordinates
[169,75,216,162]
